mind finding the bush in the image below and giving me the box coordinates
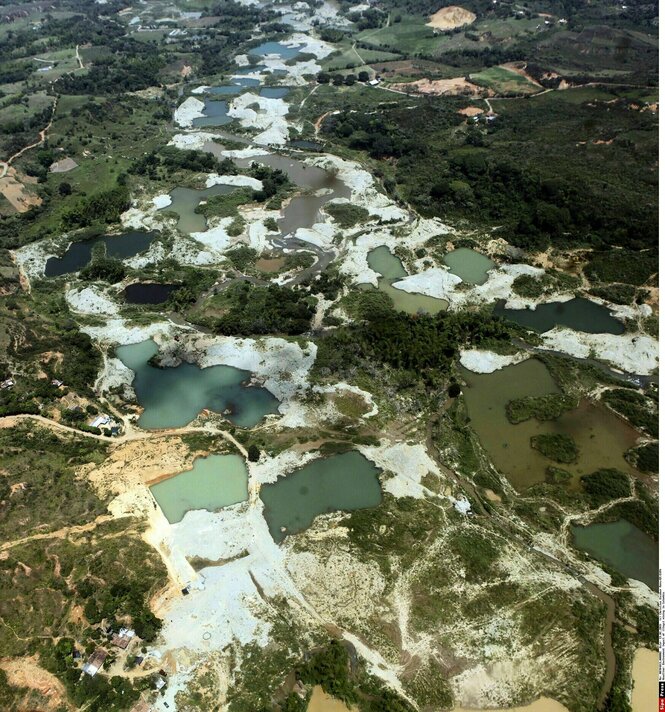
[324,202,369,229]
[631,442,658,473]
[79,256,126,283]
[601,388,657,437]
[506,393,577,423]
[531,433,578,463]
[580,468,631,506]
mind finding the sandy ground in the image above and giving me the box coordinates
[453,698,568,712]
[0,167,42,212]
[0,656,70,711]
[392,77,486,97]
[630,648,658,712]
[459,106,485,116]
[427,6,476,29]
[307,686,359,711]
[459,349,528,374]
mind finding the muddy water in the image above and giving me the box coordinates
[260,451,382,543]
[115,339,279,429]
[494,297,625,335]
[150,454,248,524]
[235,152,350,236]
[444,247,495,285]
[362,246,448,314]
[571,519,658,590]
[631,648,658,712]
[461,359,639,490]
[160,183,239,234]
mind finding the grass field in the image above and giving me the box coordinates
[470,66,541,95]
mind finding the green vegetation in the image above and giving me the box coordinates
[195,188,254,219]
[584,250,657,286]
[530,433,578,463]
[194,282,314,336]
[506,393,577,423]
[546,466,573,485]
[601,388,658,437]
[324,202,370,228]
[580,469,631,507]
[629,442,658,474]
[448,527,500,583]
[511,270,581,299]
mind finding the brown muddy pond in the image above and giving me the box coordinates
[461,359,639,490]
[256,256,286,272]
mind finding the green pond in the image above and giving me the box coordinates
[571,519,658,590]
[260,451,382,543]
[160,183,239,234]
[444,247,495,285]
[361,246,448,315]
[150,454,248,524]
[115,340,279,429]
[494,297,625,335]
[461,359,639,490]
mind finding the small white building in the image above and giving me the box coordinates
[90,414,111,428]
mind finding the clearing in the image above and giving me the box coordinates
[427,6,477,30]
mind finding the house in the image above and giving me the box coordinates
[452,497,472,515]
[83,648,108,676]
[368,78,380,86]
[90,414,111,428]
[111,627,135,649]
[1,378,14,390]
[51,379,63,387]
[154,676,167,690]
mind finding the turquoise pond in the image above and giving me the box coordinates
[443,247,495,285]
[259,451,382,543]
[362,246,448,314]
[571,518,658,590]
[494,297,625,335]
[115,340,279,429]
[150,454,248,524]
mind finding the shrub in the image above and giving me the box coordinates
[580,468,631,506]
[531,433,578,463]
[506,393,577,423]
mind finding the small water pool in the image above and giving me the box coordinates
[116,339,279,429]
[248,41,304,60]
[160,183,239,234]
[259,86,290,99]
[150,454,248,524]
[571,518,657,590]
[123,283,179,305]
[494,297,625,335]
[260,451,382,543]
[362,246,448,315]
[444,247,495,285]
[192,99,233,128]
[45,231,156,277]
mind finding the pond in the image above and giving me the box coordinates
[461,359,639,490]
[248,41,305,60]
[234,152,350,236]
[207,85,243,96]
[45,230,156,277]
[123,283,179,305]
[361,246,448,315]
[494,297,625,335]
[115,339,279,429]
[160,183,239,234]
[443,247,495,285]
[260,451,382,543]
[259,87,290,99]
[571,519,658,590]
[150,454,248,524]
[192,98,233,128]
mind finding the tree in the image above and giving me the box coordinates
[58,182,72,196]
[358,70,369,82]
[344,74,356,86]
[316,72,330,84]
[247,444,261,462]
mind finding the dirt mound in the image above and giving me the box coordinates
[427,6,476,30]
[392,77,488,97]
